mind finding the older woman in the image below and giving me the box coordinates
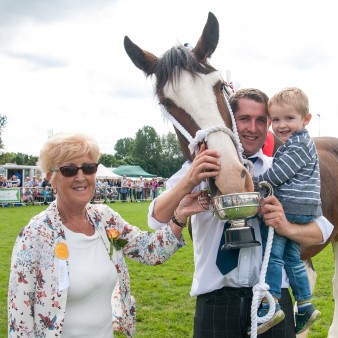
[8,133,211,338]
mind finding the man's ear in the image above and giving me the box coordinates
[304,113,312,126]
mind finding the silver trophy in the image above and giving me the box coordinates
[207,179,273,250]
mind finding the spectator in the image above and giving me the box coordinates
[151,178,158,200]
[31,176,39,187]
[22,177,33,204]
[37,177,43,187]
[136,179,143,202]
[41,177,51,189]
[0,175,7,188]
[114,178,121,200]
[120,175,128,202]
[6,179,12,188]
[143,179,150,200]
[139,176,144,201]
[41,186,53,205]
[11,175,20,187]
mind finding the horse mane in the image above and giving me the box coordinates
[154,45,215,92]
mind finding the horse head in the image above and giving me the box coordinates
[124,12,254,195]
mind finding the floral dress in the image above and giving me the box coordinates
[8,201,185,337]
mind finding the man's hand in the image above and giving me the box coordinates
[260,195,323,246]
[260,195,291,237]
[185,143,221,188]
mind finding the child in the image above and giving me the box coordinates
[255,87,321,334]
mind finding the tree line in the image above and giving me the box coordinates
[0,122,185,178]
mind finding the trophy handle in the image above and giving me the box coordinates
[256,181,274,198]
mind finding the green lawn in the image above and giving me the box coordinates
[0,202,334,337]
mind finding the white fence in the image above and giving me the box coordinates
[0,186,166,206]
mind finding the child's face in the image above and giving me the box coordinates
[269,103,311,142]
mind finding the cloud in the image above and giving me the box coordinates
[290,48,331,70]
[0,0,118,27]
[4,51,67,69]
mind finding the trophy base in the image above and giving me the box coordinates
[221,226,261,250]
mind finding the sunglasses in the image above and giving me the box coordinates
[52,163,98,177]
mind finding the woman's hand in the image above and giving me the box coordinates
[176,191,211,220]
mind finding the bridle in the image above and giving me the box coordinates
[161,84,254,173]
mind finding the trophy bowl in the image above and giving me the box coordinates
[212,192,261,221]
[208,181,273,250]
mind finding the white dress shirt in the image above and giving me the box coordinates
[148,149,333,296]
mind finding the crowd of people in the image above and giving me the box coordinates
[0,174,54,205]
[96,176,165,203]
[0,174,22,188]
[0,172,167,206]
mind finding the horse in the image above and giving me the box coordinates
[124,11,338,337]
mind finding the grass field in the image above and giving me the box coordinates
[0,202,334,337]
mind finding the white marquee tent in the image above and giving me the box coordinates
[96,164,121,179]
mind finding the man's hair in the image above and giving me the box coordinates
[229,88,269,113]
[268,87,309,118]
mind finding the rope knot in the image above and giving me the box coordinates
[188,129,209,154]
[252,282,269,294]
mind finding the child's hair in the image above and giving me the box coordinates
[268,87,309,118]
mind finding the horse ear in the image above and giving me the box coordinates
[124,36,158,75]
[193,12,219,62]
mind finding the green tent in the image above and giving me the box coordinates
[113,165,157,178]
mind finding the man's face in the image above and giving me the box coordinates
[234,98,269,157]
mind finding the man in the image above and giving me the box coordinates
[148,88,333,337]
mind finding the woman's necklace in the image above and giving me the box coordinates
[59,210,94,235]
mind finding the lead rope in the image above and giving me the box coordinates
[250,225,275,337]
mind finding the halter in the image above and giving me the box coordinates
[162,86,246,164]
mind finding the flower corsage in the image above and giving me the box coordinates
[106,229,128,254]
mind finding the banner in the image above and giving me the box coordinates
[0,188,20,203]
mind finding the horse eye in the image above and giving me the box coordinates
[161,98,173,109]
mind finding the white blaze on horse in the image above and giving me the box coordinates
[124,11,338,337]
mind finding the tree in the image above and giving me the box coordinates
[161,132,184,159]
[0,152,38,165]
[99,153,118,168]
[132,126,162,175]
[159,132,185,178]
[114,138,135,160]
[0,114,7,150]
[0,152,16,164]
[14,153,38,165]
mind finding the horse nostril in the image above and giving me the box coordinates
[241,170,246,178]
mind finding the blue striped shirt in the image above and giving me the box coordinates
[258,129,322,216]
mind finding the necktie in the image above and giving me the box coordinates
[248,156,258,163]
[216,222,240,275]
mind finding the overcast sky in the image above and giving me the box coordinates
[0,0,337,156]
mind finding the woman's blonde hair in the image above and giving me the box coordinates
[38,133,100,174]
